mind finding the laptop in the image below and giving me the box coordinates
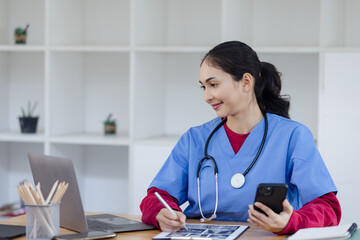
[28,153,155,233]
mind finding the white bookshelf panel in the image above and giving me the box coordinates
[129,144,174,214]
[335,182,360,224]
[318,112,360,224]
[132,0,167,46]
[164,53,216,135]
[322,53,360,115]
[0,143,9,206]
[322,0,360,47]
[0,132,44,143]
[258,53,319,138]
[49,0,130,46]
[0,52,44,133]
[0,142,44,205]
[49,133,130,146]
[0,1,9,45]
[0,0,44,45]
[223,0,252,44]
[49,143,129,213]
[0,53,9,131]
[251,0,320,47]
[133,52,215,140]
[133,0,221,46]
[49,52,130,138]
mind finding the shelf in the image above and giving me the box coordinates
[0,45,45,52]
[254,47,321,53]
[0,131,45,143]
[0,141,44,205]
[322,52,360,115]
[133,52,216,140]
[321,0,360,47]
[320,47,360,53]
[49,0,130,46]
[133,46,210,53]
[224,0,320,47]
[135,135,180,146]
[0,0,45,45]
[49,133,130,146]
[133,0,221,47]
[48,143,129,213]
[0,51,45,133]
[258,53,319,138]
[49,52,129,136]
[49,46,131,53]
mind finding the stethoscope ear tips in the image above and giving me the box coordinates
[200,218,205,223]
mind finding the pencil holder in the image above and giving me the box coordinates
[25,203,60,240]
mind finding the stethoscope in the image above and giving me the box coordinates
[197,114,268,222]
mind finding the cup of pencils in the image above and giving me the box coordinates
[16,180,68,240]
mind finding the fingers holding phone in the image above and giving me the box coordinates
[247,183,293,233]
[248,199,293,233]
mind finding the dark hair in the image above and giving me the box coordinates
[201,41,290,119]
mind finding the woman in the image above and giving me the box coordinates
[140,41,341,234]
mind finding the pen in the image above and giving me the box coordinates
[154,191,189,231]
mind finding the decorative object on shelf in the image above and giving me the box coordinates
[14,24,29,44]
[104,113,116,135]
[19,101,39,134]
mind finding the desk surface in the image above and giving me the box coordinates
[0,213,287,240]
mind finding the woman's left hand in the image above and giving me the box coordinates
[247,199,293,233]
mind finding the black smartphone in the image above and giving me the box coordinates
[52,231,116,240]
[254,183,288,215]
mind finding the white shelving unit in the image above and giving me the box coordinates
[0,0,359,224]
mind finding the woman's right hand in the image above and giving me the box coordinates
[156,208,187,232]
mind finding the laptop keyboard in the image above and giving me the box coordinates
[87,218,122,231]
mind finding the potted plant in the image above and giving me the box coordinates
[19,101,39,133]
[14,24,29,44]
[104,113,116,135]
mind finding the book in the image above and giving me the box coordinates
[287,223,358,240]
[152,223,249,240]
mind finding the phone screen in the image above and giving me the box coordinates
[53,231,116,240]
[254,183,288,215]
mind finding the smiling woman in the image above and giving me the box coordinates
[139,41,341,235]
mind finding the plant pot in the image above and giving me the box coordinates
[19,117,38,133]
[14,34,27,44]
[104,123,116,135]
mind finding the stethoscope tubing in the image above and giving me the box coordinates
[197,114,268,221]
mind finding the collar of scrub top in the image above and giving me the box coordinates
[196,114,268,222]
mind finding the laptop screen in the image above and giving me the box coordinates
[28,153,88,232]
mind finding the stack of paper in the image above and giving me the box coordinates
[287,223,357,240]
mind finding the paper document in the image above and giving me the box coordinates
[152,223,249,240]
[287,223,358,240]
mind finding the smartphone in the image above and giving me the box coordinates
[254,183,288,215]
[52,231,116,240]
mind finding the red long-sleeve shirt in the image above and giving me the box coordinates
[140,122,342,234]
[140,187,341,234]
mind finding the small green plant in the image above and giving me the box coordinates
[21,101,38,118]
[104,113,116,135]
[15,24,29,36]
[14,24,29,44]
[15,28,24,36]
[104,113,116,125]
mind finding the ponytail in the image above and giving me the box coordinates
[256,62,290,119]
[202,41,290,119]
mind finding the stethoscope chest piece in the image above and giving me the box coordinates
[231,173,245,188]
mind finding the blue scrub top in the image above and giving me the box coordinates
[149,113,337,222]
